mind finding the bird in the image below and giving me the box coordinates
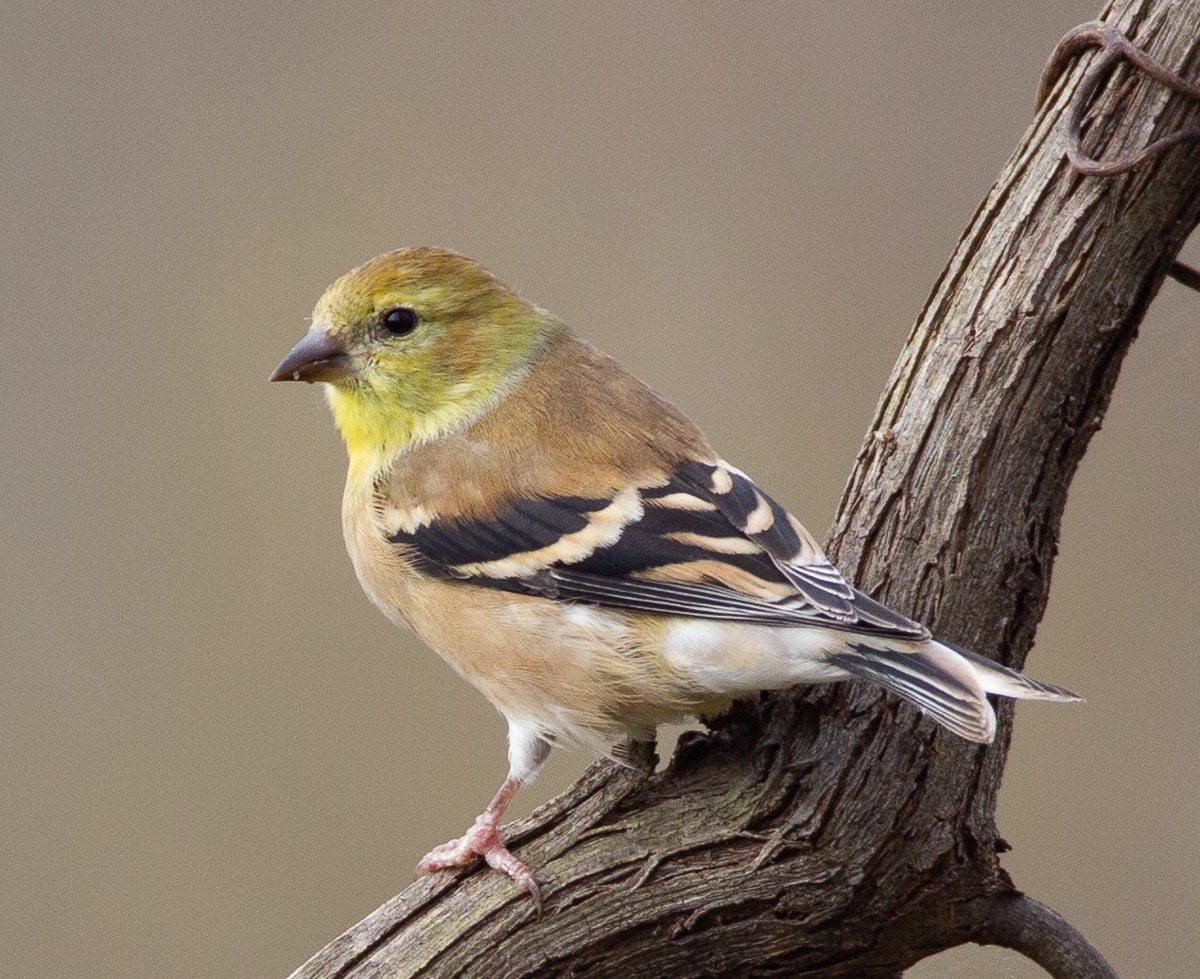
[270,246,1081,907]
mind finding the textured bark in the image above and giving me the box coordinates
[289,2,1200,976]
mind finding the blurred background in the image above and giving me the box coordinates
[3,2,1197,977]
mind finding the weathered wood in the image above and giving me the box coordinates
[289,2,1200,976]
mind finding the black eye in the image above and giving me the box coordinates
[381,306,418,336]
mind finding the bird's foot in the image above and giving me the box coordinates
[417,812,542,910]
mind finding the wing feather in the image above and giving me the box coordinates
[387,458,928,640]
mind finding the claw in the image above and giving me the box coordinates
[416,777,542,912]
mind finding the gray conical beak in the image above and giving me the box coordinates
[270,331,354,383]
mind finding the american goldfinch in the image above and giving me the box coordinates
[271,247,1081,906]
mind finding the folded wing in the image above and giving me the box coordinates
[386,457,928,641]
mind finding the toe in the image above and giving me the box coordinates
[481,842,542,910]
[416,825,544,909]
[417,836,477,874]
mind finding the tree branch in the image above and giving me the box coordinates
[1168,258,1200,290]
[978,895,1119,979]
[288,2,1200,976]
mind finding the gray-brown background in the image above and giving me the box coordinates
[4,2,1197,977]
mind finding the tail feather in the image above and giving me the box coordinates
[827,639,1082,744]
[941,640,1084,703]
[829,641,997,742]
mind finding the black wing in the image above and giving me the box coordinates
[387,459,928,640]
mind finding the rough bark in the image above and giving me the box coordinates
[289,2,1200,976]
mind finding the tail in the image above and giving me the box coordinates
[827,639,1083,743]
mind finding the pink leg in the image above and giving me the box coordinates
[416,776,541,909]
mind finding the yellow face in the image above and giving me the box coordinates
[277,247,552,463]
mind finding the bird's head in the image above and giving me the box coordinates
[272,247,552,461]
